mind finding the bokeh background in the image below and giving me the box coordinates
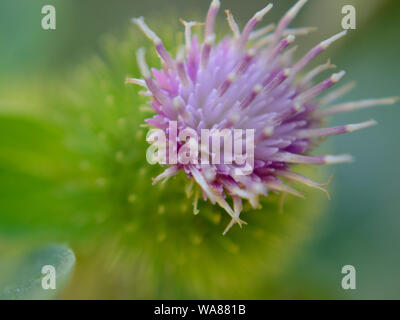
[0,0,399,299]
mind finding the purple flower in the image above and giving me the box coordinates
[128,0,397,234]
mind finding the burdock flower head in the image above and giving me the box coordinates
[128,0,397,234]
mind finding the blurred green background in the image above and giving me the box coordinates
[0,0,399,299]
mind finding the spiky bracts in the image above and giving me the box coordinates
[128,0,397,234]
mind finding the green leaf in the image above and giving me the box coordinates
[0,244,75,300]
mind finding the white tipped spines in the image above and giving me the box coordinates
[173,96,191,121]
[263,126,274,137]
[228,112,240,124]
[265,182,305,199]
[270,0,308,48]
[263,68,291,95]
[152,167,180,185]
[125,78,146,87]
[134,16,175,69]
[247,48,256,57]
[296,120,377,139]
[324,154,354,164]
[254,26,312,47]
[269,35,296,62]
[302,59,336,85]
[249,23,275,41]
[257,27,314,50]
[293,31,347,76]
[252,182,266,195]
[205,33,216,45]
[320,30,347,49]
[205,0,221,38]
[136,50,169,104]
[239,3,273,48]
[319,82,356,105]
[176,46,189,86]
[280,44,298,62]
[254,3,274,21]
[317,97,398,117]
[287,0,308,18]
[176,46,185,63]
[218,72,236,96]
[295,71,345,103]
[216,197,246,227]
[227,72,236,82]
[265,34,295,61]
[345,119,377,132]
[253,84,263,93]
[293,102,303,113]
[240,83,264,109]
[132,17,161,45]
[269,152,347,164]
[136,48,151,79]
[172,96,186,115]
[226,72,237,84]
[223,197,245,235]
[138,90,152,97]
[210,0,220,8]
[283,68,292,77]
[284,26,317,36]
[233,49,256,74]
[225,10,240,38]
[383,97,398,104]
[331,70,346,83]
[286,34,296,44]
[276,170,331,199]
[201,34,216,69]
[181,20,202,52]
[172,96,183,110]
[204,167,216,182]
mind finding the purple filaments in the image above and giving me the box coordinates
[127,0,397,234]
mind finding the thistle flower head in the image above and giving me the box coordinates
[129,0,397,234]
